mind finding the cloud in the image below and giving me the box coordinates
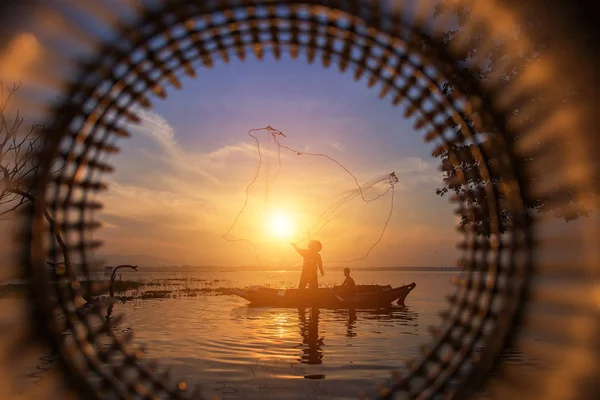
[330,140,346,152]
[346,156,442,196]
[0,32,41,81]
[393,157,442,186]
[133,108,178,151]
[127,109,221,186]
[95,109,454,266]
[101,180,215,221]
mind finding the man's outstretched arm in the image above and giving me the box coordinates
[290,242,306,256]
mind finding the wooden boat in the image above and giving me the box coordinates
[229,282,416,308]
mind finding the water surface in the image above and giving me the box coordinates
[2,271,457,399]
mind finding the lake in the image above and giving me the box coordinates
[2,270,458,399]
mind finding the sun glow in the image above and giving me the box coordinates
[269,212,294,239]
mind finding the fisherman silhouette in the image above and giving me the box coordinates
[291,240,324,291]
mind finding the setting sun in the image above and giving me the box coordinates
[269,212,294,239]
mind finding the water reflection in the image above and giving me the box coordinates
[297,308,324,366]
[5,271,473,398]
[360,307,419,324]
[106,303,114,321]
[332,306,419,325]
[294,306,419,372]
[347,309,357,338]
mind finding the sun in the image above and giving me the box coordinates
[269,212,294,239]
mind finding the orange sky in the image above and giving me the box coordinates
[0,31,597,273]
[0,36,461,269]
[94,94,459,268]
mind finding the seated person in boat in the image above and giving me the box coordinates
[291,240,324,291]
[338,267,356,295]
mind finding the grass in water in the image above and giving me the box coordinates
[1,276,294,300]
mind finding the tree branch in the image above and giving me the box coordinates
[0,163,8,182]
[109,265,138,297]
[6,188,72,273]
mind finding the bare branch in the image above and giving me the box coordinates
[0,81,47,219]
[0,163,8,182]
[0,197,30,217]
[1,82,74,275]
[5,187,71,272]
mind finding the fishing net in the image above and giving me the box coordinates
[222,126,400,274]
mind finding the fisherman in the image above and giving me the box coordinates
[291,240,324,291]
[339,267,356,296]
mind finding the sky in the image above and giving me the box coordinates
[0,1,463,274]
[0,4,597,274]
[92,55,460,268]
[0,7,459,272]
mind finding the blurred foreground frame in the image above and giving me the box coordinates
[0,0,598,399]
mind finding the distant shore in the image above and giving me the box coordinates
[94,265,460,273]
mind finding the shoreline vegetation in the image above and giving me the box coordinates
[0,277,235,300]
[0,267,459,299]
[0,276,310,300]
[95,265,461,273]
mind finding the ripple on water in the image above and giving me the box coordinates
[105,295,435,398]
[3,272,460,399]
